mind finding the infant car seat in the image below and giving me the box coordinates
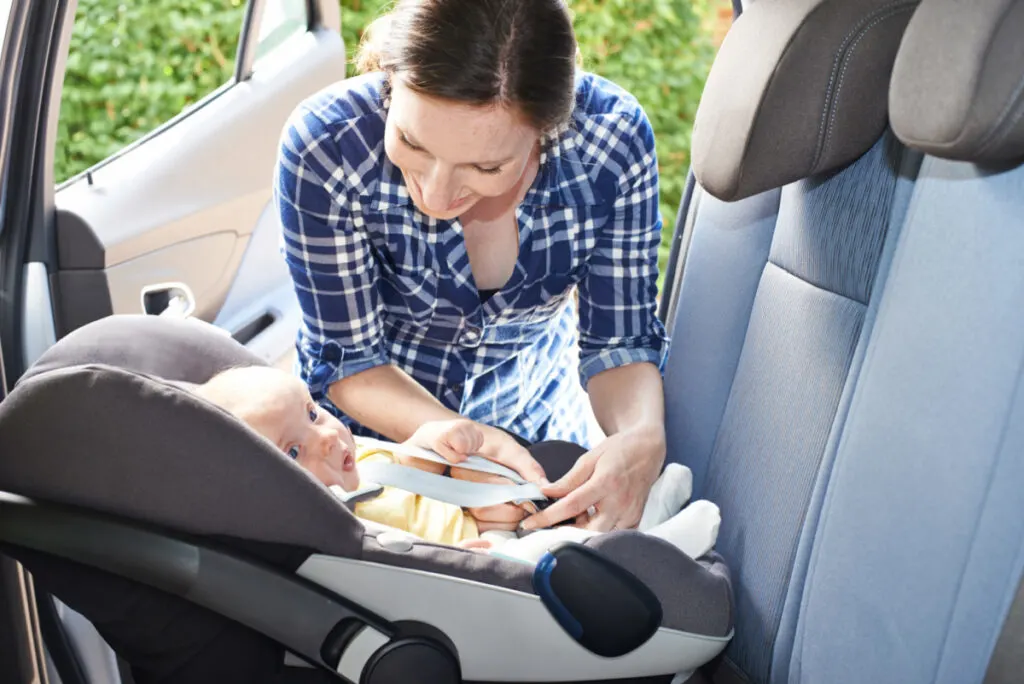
[0,314,733,684]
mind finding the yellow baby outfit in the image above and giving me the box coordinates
[351,444,480,545]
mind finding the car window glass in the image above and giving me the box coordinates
[253,0,309,68]
[55,0,248,184]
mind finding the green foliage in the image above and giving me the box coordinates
[55,0,246,184]
[57,0,723,279]
[570,0,718,270]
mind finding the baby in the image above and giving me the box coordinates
[193,365,721,562]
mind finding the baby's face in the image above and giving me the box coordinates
[244,374,361,492]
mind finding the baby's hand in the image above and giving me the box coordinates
[405,419,485,464]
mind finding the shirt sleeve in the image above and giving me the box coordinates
[274,110,390,402]
[575,104,671,387]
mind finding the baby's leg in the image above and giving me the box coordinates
[644,500,721,560]
[637,463,693,531]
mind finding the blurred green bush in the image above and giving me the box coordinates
[56,0,725,275]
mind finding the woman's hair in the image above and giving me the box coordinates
[356,0,579,133]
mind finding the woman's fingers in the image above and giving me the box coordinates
[495,445,547,483]
[476,427,547,483]
[583,508,621,533]
[433,437,469,463]
[540,453,596,499]
[522,478,603,531]
[442,422,484,458]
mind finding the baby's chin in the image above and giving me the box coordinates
[339,469,361,492]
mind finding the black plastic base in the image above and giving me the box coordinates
[361,621,460,684]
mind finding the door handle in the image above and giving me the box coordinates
[141,282,196,318]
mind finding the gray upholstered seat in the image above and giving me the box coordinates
[664,0,1024,682]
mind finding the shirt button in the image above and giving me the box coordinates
[459,326,482,348]
[451,383,464,394]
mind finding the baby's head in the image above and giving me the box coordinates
[194,366,360,492]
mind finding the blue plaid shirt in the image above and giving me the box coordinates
[275,71,669,449]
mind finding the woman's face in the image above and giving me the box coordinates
[384,76,542,221]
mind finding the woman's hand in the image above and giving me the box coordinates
[449,424,548,531]
[403,419,547,531]
[521,423,666,533]
[403,418,484,467]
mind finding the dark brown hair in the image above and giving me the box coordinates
[356,0,579,133]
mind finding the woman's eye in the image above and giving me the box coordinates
[308,407,318,422]
[287,445,300,459]
[475,165,503,175]
[399,132,423,151]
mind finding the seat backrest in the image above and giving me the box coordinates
[785,1,1024,681]
[664,0,922,681]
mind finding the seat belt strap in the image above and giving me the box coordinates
[356,461,547,509]
[355,436,533,484]
[983,571,1024,684]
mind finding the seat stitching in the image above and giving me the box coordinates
[813,1,917,170]
[977,72,1024,156]
[820,5,917,168]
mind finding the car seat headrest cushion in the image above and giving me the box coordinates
[20,315,267,387]
[0,364,366,557]
[691,0,919,202]
[889,0,1024,164]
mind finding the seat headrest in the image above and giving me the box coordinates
[0,316,366,558]
[691,0,919,202]
[19,315,265,387]
[890,0,1024,164]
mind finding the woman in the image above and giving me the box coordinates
[274,0,670,534]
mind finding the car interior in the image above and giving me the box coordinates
[0,0,1022,683]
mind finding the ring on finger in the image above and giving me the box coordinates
[586,504,598,518]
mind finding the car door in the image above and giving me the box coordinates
[38,0,348,375]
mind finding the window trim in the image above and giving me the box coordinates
[236,0,315,82]
[234,0,267,82]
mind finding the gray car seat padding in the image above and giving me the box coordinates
[691,0,920,202]
[690,130,921,684]
[889,0,1024,163]
[0,315,734,682]
[786,154,1024,684]
[780,5,1024,682]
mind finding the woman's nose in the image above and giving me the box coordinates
[420,166,456,213]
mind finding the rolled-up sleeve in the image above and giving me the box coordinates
[576,106,670,387]
[274,111,389,401]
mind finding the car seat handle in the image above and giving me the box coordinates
[533,542,663,658]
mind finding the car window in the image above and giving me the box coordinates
[53,0,309,187]
[54,0,249,185]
